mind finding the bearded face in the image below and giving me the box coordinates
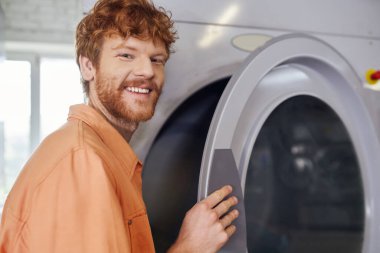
[85,35,168,127]
[95,74,162,123]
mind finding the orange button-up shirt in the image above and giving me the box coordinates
[0,104,155,253]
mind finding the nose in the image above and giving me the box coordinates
[133,56,154,79]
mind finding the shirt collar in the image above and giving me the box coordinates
[67,104,141,179]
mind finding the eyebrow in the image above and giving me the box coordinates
[112,43,168,59]
[112,43,136,51]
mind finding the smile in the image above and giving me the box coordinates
[126,87,150,94]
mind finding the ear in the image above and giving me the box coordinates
[79,55,96,82]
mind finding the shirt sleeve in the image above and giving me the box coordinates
[24,148,131,253]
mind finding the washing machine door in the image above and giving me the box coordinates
[198,34,380,253]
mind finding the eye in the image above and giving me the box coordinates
[119,53,134,60]
[151,57,166,65]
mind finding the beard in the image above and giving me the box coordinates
[95,75,162,124]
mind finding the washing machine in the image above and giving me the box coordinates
[126,1,380,253]
[83,0,380,252]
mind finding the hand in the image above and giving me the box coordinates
[168,185,239,253]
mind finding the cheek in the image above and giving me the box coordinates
[155,68,165,88]
[98,70,125,88]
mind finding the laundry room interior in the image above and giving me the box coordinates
[0,0,379,252]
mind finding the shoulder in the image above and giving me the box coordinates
[3,120,116,219]
[28,119,114,184]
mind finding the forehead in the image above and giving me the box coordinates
[102,34,167,55]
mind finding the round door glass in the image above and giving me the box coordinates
[245,95,364,253]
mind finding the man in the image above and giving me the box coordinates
[0,0,239,252]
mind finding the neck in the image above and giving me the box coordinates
[87,96,138,142]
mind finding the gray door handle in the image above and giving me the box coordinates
[202,149,247,253]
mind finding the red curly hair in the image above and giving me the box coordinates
[76,0,177,95]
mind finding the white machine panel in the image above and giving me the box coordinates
[154,0,380,38]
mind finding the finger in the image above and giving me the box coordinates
[201,185,233,208]
[213,196,238,218]
[220,209,239,228]
[225,224,237,238]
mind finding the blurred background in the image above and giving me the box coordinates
[0,0,85,214]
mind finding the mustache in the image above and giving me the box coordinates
[119,79,159,91]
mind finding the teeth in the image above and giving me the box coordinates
[126,87,150,94]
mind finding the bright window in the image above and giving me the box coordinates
[40,58,84,139]
[0,57,84,215]
[0,60,31,213]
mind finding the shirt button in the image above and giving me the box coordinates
[128,219,133,225]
